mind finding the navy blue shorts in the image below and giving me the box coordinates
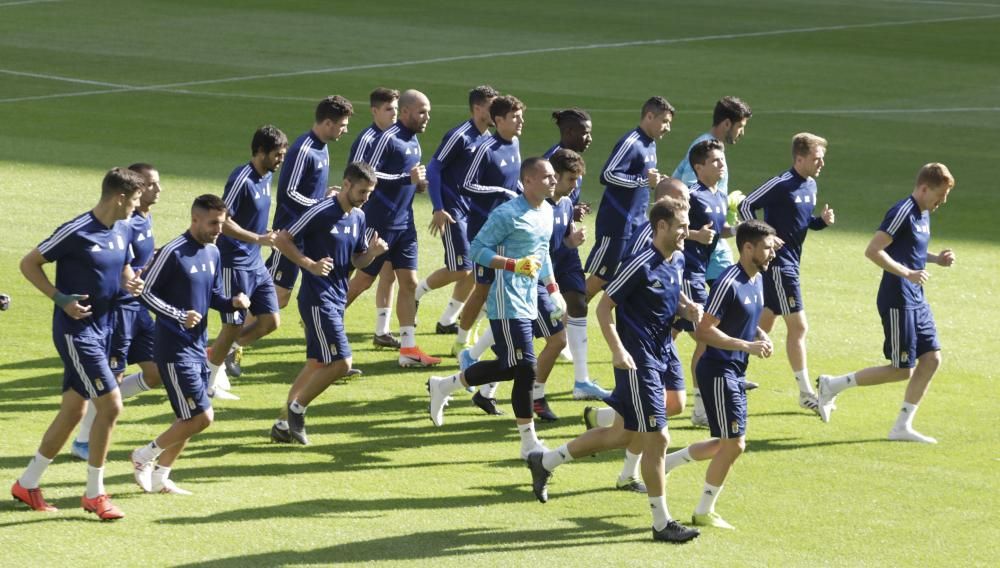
[696,359,747,439]
[265,247,300,290]
[585,235,628,281]
[299,299,351,364]
[361,224,419,276]
[441,215,472,272]
[605,366,667,433]
[475,263,495,285]
[879,304,940,369]
[673,277,708,332]
[54,328,118,400]
[532,286,565,338]
[489,318,536,368]
[161,360,211,419]
[109,304,155,374]
[553,249,586,294]
[663,342,685,391]
[763,264,804,315]
[220,265,279,325]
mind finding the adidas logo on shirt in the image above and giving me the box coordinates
[650,280,663,288]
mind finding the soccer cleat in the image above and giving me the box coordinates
[208,387,240,401]
[472,391,504,416]
[572,380,611,401]
[690,409,710,428]
[458,348,478,372]
[71,440,90,461]
[287,406,309,445]
[346,368,363,377]
[11,481,57,512]
[270,423,292,444]
[435,322,458,335]
[615,476,647,493]
[130,448,154,492]
[692,511,735,530]
[799,391,821,417]
[652,520,700,543]
[399,346,441,368]
[215,368,232,391]
[816,375,837,423]
[427,376,451,427]
[532,397,558,422]
[81,493,124,521]
[153,478,193,495]
[520,440,549,461]
[224,345,243,377]
[526,451,552,503]
[888,426,937,444]
[557,345,573,362]
[582,406,598,430]
[745,379,760,391]
[373,333,401,349]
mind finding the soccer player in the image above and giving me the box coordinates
[269,163,387,445]
[584,96,673,300]
[265,95,353,309]
[526,197,700,544]
[70,163,165,462]
[348,87,401,349]
[738,133,834,414]
[345,89,440,367]
[130,195,250,495]
[12,167,145,520]
[205,125,288,400]
[427,157,566,461]
[415,85,498,343]
[816,163,955,442]
[672,96,752,286]
[663,219,777,531]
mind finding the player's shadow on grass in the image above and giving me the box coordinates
[748,436,885,453]
[0,356,63,371]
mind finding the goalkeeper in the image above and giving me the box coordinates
[426,158,565,461]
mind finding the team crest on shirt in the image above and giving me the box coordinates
[329,343,338,356]
[95,379,104,391]
[187,397,196,410]
[730,421,739,434]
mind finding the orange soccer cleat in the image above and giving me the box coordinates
[81,493,124,521]
[11,481,57,512]
[398,346,441,368]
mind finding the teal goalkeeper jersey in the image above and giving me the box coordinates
[470,195,554,321]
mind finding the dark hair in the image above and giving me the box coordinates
[548,148,585,176]
[519,156,548,181]
[490,95,525,121]
[736,219,776,250]
[127,163,156,176]
[551,108,591,132]
[192,193,228,214]
[712,96,752,126]
[649,196,689,234]
[641,96,675,119]
[102,167,146,198]
[315,95,354,123]
[370,87,400,107]
[344,161,377,185]
[469,85,499,109]
[251,124,288,155]
[688,138,725,169]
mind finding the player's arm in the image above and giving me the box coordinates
[368,137,410,183]
[694,312,771,358]
[273,228,331,277]
[596,294,636,370]
[141,249,198,328]
[721,222,735,239]
[352,222,388,269]
[737,176,778,223]
[20,248,92,319]
[223,217,276,248]
[926,249,955,267]
[676,290,703,324]
[462,146,518,198]
[864,231,929,284]
[563,221,585,249]
[285,151,319,208]
[809,203,835,230]
[600,140,646,189]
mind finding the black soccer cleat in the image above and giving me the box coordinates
[652,520,700,543]
[373,333,401,349]
[472,391,505,415]
[533,397,559,422]
[435,322,459,335]
[270,424,292,444]
[745,379,759,391]
[224,347,243,378]
[526,451,552,503]
[287,406,310,445]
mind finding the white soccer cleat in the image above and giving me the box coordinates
[690,409,709,428]
[215,368,232,391]
[520,440,549,461]
[153,478,193,495]
[130,448,154,493]
[816,375,837,423]
[427,376,451,427]
[209,387,240,401]
[799,391,821,417]
[888,426,937,444]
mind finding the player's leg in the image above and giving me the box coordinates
[456,275,490,350]
[530,289,567,421]
[395,232,441,366]
[223,268,282,379]
[691,369,746,530]
[374,260,397,337]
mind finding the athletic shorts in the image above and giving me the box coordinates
[763,264,804,315]
[605,366,667,433]
[361,224,419,276]
[220,265,279,325]
[879,303,940,369]
[673,277,708,332]
[662,342,685,391]
[696,359,747,439]
[475,263,495,285]
[553,249,586,294]
[532,285,565,338]
[265,246,300,290]
[109,304,155,374]
[299,299,351,364]
[489,318,536,368]
[585,235,628,281]
[54,328,118,400]
[442,215,472,272]
[160,360,211,419]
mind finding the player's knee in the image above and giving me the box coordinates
[548,331,567,351]
[918,350,941,373]
[787,312,808,338]
[721,437,745,455]
[665,394,685,417]
[196,409,214,430]
[144,369,162,389]
[565,292,587,318]
[260,313,279,334]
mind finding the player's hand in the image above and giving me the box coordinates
[415,179,429,193]
[326,185,341,198]
[821,203,835,225]
[367,231,389,257]
[746,340,771,358]
[428,209,455,237]
[773,236,785,250]
[550,290,567,321]
[410,164,427,185]
[646,168,662,187]
[257,231,278,248]
[694,223,716,245]
[573,202,591,222]
[612,348,637,370]
[508,255,540,278]
[906,269,930,285]
[308,256,334,277]
[59,294,92,319]
[125,268,144,296]
[565,223,586,248]
[232,293,251,310]
[183,310,202,329]
[682,302,703,325]
[936,249,955,267]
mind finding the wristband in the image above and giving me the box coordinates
[504,258,516,272]
[53,291,73,308]
[546,282,559,294]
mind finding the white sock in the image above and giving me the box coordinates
[400,325,416,349]
[542,444,573,471]
[207,361,222,390]
[289,400,307,414]
[456,326,471,344]
[596,407,616,428]
[120,372,150,399]
[375,308,391,336]
[532,381,546,400]
[85,465,105,499]
[794,368,815,394]
[649,495,671,530]
[619,450,641,481]
[415,279,432,302]
[470,327,494,359]
[664,447,694,473]
[829,372,856,395]
[152,465,171,488]
[567,316,590,382]
[19,452,53,489]
[441,373,465,395]
[894,402,919,431]
[76,402,96,444]
[695,482,723,515]
[438,299,464,326]
[135,441,164,464]
[517,422,540,449]
[693,388,705,415]
[478,382,499,398]
[274,419,289,430]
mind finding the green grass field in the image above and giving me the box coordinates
[1,0,998,565]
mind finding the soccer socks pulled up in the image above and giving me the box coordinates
[479,382,499,398]
[76,403,96,444]
[567,317,589,382]
[135,441,165,464]
[19,452,53,489]
[438,299,464,326]
[619,450,641,482]
[415,279,432,302]
[649,495,671,531]
[441,373,465,396]
[120,372,151,399]
[375,308,391,336]
[400,326,416,349]
[85,465,105,499]
[541,444,574,471]
[532,381,546,401]
[664,447,694,473]
[470,326,494,359]
[595,407,616,428]
[517,422,540,452]
[829,372,856,395]
[894,402,919,431]
[694,483,723,515]
[456,326,471,344]
[794,369,815,395]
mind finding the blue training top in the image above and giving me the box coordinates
[738,167,827,268]
[217,162,273,271]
